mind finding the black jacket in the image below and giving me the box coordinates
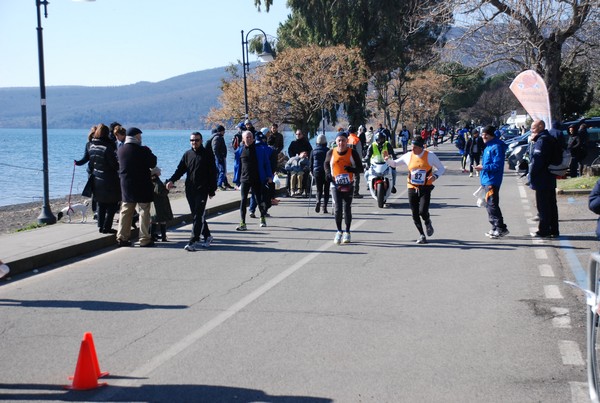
[89,138,120,203]
[117,140,157,203]
[167,145,217,196]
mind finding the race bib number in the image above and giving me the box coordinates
[335,173,351,185]
[410,169,427,185]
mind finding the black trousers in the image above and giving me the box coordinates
[535,188,559,236]
[186,189,210,244]
[484,185,507,231]
[407,186,432,235]
[240,181,266,221]
[97,202,119,231]
[331,186,353,232]
[314,171,330,207]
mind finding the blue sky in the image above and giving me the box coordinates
[0,1,289,88]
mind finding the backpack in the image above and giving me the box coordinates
[547,134,571,177]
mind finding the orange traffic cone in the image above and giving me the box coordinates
[83,332,109,378]
[65,338,108,390]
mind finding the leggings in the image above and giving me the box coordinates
[331,185,353,232]
[408,186,432,236]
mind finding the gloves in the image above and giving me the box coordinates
[344,165,357,173]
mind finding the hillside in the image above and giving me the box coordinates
[0,66,229,129]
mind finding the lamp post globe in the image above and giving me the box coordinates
[241,28,275,120]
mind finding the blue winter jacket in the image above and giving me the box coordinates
[480,137,506,187]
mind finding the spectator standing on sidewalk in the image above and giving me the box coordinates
[474,126,509,239]
[150,167,173,242]
[210,125,234,190]
[166,132,217,251]
[385,136,445,244]
[116,127,157,247]
[310,134,331,214]
[347,125,364,198]
[529,119,560,238]
[324,131,364,244]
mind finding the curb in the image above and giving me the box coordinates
[3,190,286,279]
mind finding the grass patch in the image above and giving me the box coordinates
[16,222,46,232]
[557,176,599,191]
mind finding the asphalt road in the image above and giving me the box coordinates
[0,145,597,402]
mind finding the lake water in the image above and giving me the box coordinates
[0,128,333,207]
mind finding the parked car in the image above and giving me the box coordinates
[500,128,521,141]
[560,117,600,166]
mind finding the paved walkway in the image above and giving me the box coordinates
[0,187,255,278]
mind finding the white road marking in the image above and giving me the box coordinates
[535,249,548,259]
[538,264,554,277]
[545,285,563,299]
[550,307,571,328]
[94,219,368,397]
[559,340,585,366]
[570,381,592,402]
[518,186,527,198]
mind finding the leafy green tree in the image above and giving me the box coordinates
[560,67,593,121]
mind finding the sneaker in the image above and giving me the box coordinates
[225,184,235,190]
[391,186,397,194]
[315,202,321,213]
[201,235,214,247]
[260,217,267,227]
[184,243,197,252]
[342,232,351,243]
[469,172,473,177]
[219,185,227,191]
[353,193,363,199]
[425,221,434,237]
[249,212,256,218]
[236,222,247,231]
[490,228,510,239]
[334,231,343,244]
[116,239,132,247]
[416,235,427,244]
[484,229,495,238]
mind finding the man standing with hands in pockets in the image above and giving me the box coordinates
[474,125,509,239]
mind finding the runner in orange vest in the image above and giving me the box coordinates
[385,136,446,244]
[347,125,364,198]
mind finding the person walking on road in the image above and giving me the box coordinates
[385,136,445,244]
[474,126,509,239]
[116,127,158,247]
[324,131,364,244]
[309,134,331,214]
[465,128,485,178]
[235,130,273,231]
[166,132,217,251]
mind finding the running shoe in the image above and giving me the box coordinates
[425,221,434,237]
[334,231,343,244]
[201,235,214,247]
[416,235,427,244]
[249,212,256,218]
[342,232,351,243]
[260,217,267,227]
[236,222,247,231]
[184,243,197,252]
[490,228,510,239]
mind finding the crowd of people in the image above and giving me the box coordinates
[74,117,585,249]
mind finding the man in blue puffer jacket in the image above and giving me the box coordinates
[475,125,509,239]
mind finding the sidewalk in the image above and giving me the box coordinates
[0,187,258,279]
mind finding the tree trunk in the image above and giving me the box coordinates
[542,40,563,123]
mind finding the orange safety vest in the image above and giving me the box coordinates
[407,150,434,189]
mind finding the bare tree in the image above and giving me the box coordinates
[439,0,600,120]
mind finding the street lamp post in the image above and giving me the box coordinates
[241,28,274,120]
[34,0,93,225]
[35,0,55,224]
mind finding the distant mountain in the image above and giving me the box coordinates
[0,66,230,129]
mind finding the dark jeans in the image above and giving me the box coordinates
[408,186,433,235]
[97,202,119,231]
[314,171,330,207]
[331,185,353,232]
[469,153,481,173]
[484,185,507,231]
[535,188,559,236]
[186,189,210,244]
[240,182,266,221]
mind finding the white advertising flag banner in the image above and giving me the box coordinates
[509,70,552,129]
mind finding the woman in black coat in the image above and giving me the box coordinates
[88,124,121,233]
